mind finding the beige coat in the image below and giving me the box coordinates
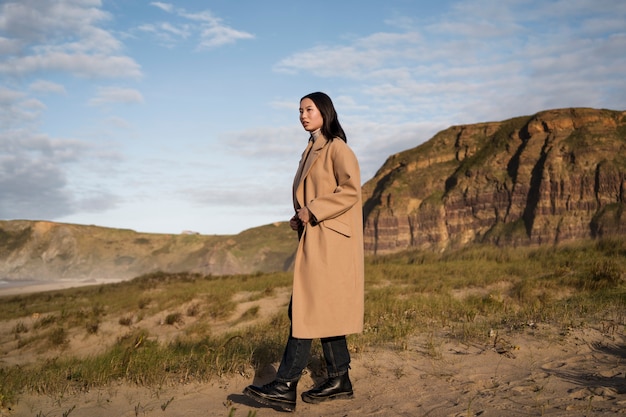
[291,134,364,339]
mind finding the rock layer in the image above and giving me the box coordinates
[362,108,626,254]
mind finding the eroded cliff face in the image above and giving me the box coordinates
[363,108,626,254]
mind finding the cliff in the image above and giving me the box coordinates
[362,108,626,254]
[0,220,297,282]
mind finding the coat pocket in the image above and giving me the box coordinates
[322,218,352,237]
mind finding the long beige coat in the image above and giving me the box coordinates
[291,133,364,339]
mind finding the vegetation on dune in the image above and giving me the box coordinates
[0,238,625,409]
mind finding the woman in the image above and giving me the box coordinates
[244,92,364,412]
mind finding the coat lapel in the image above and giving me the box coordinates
[293,134,327,208]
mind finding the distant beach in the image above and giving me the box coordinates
[0,278,127,296]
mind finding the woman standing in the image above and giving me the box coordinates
[244,92,364,412]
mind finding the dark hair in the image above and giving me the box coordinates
[301,92,347,142]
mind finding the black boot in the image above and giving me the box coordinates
[301,372,353,404]
[243,379,298,412]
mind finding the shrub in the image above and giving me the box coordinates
[33,314,57,330]
[164,312,183,325]
[583,259,623,290]
[119,316,133,326]
[186,303,200,317]
[86,320,100,334]
[47,327,68,348]
[234,306,259,324]
[138,297,151,309]
[12,322,28,335]
[92,303,106,317]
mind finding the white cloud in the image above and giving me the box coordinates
[89,86,144,106]
[103,116,133,129]
[75,192,120,213]
[29,79,67,94]
[0,130,90,219]
[0,36,20,54]
[0,1,141,79]
[0,86,24,104]
[159,22,190,38]
[198,25,254,49]
[179,10,220,24]
[0,22,136,218]
[150,2,174,13]
[0,52,142,78]
[145,3,254,49]
[274,32,422,78]
[137,22,191,47]
[531,0,626,20]
[0,0,114,51]
[224,125,303,160]
[0,124,127,221]
[0,86,44,128]
[274,0,625,126]
[189,182,288,208]
[20,98,46,112]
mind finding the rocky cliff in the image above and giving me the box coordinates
[362,108,626,254]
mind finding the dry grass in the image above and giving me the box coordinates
[0,238,625,411]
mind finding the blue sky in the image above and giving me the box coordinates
[1,0,625,235]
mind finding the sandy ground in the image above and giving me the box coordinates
[1,282,625,417]
[4,327,626,416]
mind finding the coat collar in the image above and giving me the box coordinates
[293,133,330,208]
[303,132,329,174]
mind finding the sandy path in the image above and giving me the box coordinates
[4,326,625,417]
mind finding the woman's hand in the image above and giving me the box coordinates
[297,207,311,224]
[289,215,301,231]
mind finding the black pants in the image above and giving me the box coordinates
[275,300,351,382]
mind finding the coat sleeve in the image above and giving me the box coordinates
[306,140,361,222]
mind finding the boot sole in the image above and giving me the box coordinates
[243,386,296,412]
[301,391,354,404]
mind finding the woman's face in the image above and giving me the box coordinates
[299,98,323,133]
